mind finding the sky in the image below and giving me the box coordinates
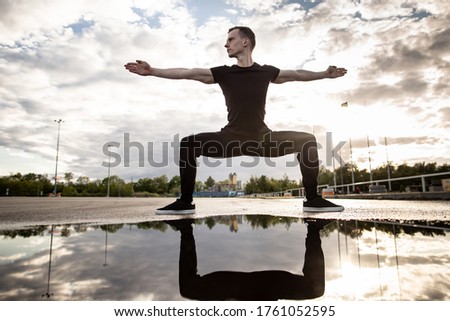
[1,0,449,185]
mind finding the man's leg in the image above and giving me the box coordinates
[176,218,328,300]
[261,131,319,200]
[156,131,241,214]
[261,131,344,212]
[301,222,326,298]
[179,131,242,203]
[178,134,201,205]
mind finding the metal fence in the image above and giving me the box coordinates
[254,171,450,198]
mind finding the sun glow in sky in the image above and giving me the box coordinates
[0,0,449,183]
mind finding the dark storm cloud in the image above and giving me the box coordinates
[370,41,429,74]
[429,26,450,53]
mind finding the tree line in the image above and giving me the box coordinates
[2,216,447,239]
[318,162,450,192]
[0,161,448,197]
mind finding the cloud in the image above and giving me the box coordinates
[438,107,450,126]
[0,0,449,183]
[379,136,441,146]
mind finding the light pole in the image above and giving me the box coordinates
[385,137,392,191]
[349,137,355,192]
[367,135,373,183]
[53,119,64,196]
[103,226,109,267]
[43,225,54,298]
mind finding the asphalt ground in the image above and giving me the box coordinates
[0,197,448,302]
[0,197,448,229]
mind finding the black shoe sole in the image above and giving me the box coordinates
[155,209,196,215]
[303,206,344,213]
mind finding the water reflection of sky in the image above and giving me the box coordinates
[0,216,448,301]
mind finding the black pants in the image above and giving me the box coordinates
[179,129,319,203]
[178,223,325,300]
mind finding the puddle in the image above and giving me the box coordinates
[0,216,448,300]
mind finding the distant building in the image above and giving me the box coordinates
[202,172,244,196]
[212,172,238,192]
[229,172,237,185]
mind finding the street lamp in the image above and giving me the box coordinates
[367,135,373,183]
[53,119,64,196]
[385,137,392,191]
[103,226,109,267]
[349,137,355,192]
[42,225,54,298]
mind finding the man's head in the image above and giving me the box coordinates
[228,26,256,50]
[225,26,256,58]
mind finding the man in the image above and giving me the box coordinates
[167,217,331,300]
[125,26,347,214]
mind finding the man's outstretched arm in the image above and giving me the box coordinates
[273,65,347,84]
[124,60,214,84]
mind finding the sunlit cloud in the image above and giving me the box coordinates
[0,0,449,183]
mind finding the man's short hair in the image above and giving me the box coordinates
[228,26,256,50]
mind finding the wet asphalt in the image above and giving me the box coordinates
[0,197,448,229]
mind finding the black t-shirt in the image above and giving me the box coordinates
[211,63,280,137]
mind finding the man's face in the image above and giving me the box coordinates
[224,29,246,58]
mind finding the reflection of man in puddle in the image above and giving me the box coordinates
[167,218,331,300]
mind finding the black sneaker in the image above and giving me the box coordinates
[165,219,195,231]
[304,218,336,229]
[155,199,195,215]
[303,197,344,213]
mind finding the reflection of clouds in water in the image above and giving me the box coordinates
[0,236,49,265]
[196,220,307,274]
[0,252,27,264]
[322,225,450,300]
[0,218,448,300]
[0,226,182,300]
[56,279,110,300]
[46,227,182,300]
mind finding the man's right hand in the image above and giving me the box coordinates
[124,60,152,76]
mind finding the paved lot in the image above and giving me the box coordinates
[0,197,448,302]
[0,197,448,229]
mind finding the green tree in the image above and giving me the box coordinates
[153,175,169,194]
[205,176,215,189]
[63,185,78,196]
[195,181,204,192]
[64,172,74,185]
[102,175,126,196]
[244,175,259,194]
[278,173,300,190]
[168,175,181,195]
[318,166,334,186]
